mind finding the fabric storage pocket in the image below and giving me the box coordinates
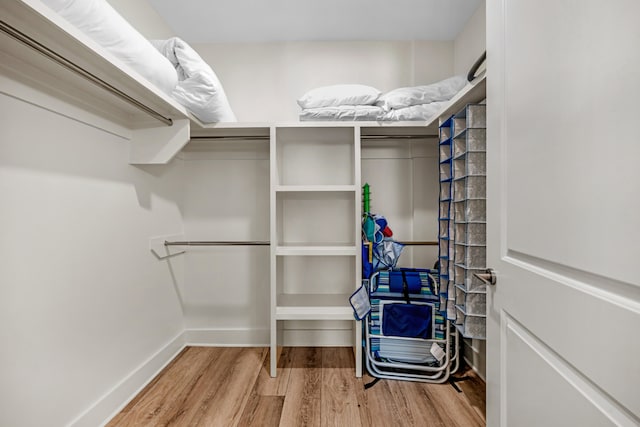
[381,302,433,339]
[381,303,433,339]
[388,270,423,294]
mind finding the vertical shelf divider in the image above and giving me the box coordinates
[269,125,278,377]
[269,125,361,377]
[353,126,362,377]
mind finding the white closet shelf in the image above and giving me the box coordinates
[275,185,356,193]
[191,121,436,138]
[276,121,440,129]
[360,124,438,138]
[275,244,357,256]
[189,121,271,138]
[0,0,193,165]
[275,293,353,320]
[430,75,487,127]
[0,0,188,128]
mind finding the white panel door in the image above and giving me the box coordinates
[486,1,640,426]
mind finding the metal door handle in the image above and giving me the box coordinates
[473,268,497,285]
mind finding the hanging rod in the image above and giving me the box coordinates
[189,136,270,141]
[0,20,173,126]
[189,135,436,141]
[165,240,434,246]
[360,135,437,140]
[165,240,270,246]
[396,241,438,246]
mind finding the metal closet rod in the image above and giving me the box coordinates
[0,20,173,126]
[396,241,438,246]
[164,240,437,246]
[165,240,269,246]
[189,136,270,140]
[360,135,437,140]
[189,135,436,141]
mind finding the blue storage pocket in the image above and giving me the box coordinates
[362,243,373,279]
[382,303,432,339]
[389,270,423,294]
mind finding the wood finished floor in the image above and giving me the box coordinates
[108,346,485,427]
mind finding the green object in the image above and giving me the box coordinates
[363,183,370,214]
[363,216,375,242]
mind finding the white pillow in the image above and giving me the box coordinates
[377,76,467,111]
[152,37,237,123]
[297,84,381,109]
[41,0,178,95]
[299,105,384,121]
[380,101,449,121]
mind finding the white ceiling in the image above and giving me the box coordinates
[147,0,482,43]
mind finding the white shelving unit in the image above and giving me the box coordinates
[270,125,362,377]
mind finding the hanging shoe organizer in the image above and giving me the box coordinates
[438,104,487,339]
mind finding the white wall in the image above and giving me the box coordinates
[454,0,486,76]
[107,0,174,39]
[177,138,440,347]
[361,141,439,269]
[0,82,185,426]
[179,142,271,344]
[192,41,454,122]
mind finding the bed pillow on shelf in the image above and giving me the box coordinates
[376,76,467,111]
[40,0,178,95]
[380,101,449,121]
[297,84,381,109]
[151,37,237,123]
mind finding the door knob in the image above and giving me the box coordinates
[473,268,497,285]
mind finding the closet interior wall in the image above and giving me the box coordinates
[0,82,186,427]
[179,129,444,348]
[361,137,440,268]
[180,132,356,347]
[193,41,454,122]
[179,138,271,345]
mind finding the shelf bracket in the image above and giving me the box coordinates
[129,118,190,164]
[149,234,185,259]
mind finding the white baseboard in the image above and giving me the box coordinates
[68,331,186,427]
[462,338,486,382]
[185,328,270,346]
[282,329,353,346]
[185,327,353,347]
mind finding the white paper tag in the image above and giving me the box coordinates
[430,342,446,362]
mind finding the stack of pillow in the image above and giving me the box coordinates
[297,84,384,121]
[376,75,468,120]
[297,76,468,121]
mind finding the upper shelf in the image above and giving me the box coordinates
[190,75,486,141]
[0,0,190,129]
[431,73,486,125]
[1,0,486,164]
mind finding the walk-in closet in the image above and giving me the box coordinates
[2,0,638,426]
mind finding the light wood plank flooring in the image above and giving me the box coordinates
[108,347,485,427]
